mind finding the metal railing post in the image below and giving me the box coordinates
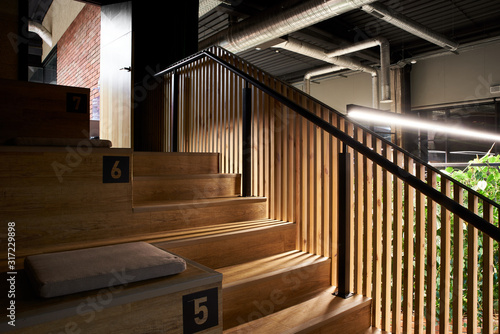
[170,69,179,152]
[242,82,252,197]
[336,144,353,299]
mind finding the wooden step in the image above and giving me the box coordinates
[219,250,331,330]
[153,219,296,269]
[224,288,372,334]
[359,328,390,334]
[133,197,267,230]
[133,152,219,176]
[133,174,241,203]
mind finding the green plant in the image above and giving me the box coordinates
[439,151,500,326]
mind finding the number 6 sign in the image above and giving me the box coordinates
[183,288,218,333]
[102,156,130,183]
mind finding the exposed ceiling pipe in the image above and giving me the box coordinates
[275,37,378,77]
[326,37,391,102]
[275,37,380,107]
[199,0,378,53]
[304,65,344,94]
[28,20,52,47]
[199,0,224,17]
[361,2,459,53]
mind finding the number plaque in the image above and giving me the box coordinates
[102,156,129,183]
[182,288,218,333]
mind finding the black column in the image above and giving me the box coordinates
[132,0,198,151]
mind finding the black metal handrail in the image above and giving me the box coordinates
[155,48,500,242]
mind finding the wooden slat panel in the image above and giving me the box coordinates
[414,163,426,334]
[403,157,414,334]
[452,186,464,334]
[483,202,494,334]
[426,170,438,334]
[439,178,451,334]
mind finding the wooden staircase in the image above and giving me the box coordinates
[132,152,374,333]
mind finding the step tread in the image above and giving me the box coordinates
[218,250,330,286]
[133,173,240,181]
[11,220,290,263]
[224,288,371,334]
[151,219,294,244]
[133,196,267,212]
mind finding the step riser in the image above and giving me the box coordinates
[147,200,267,231]
[133,153,219,176]
[154,224,296,269]
[133,175,241,202]
[223,260,331,330]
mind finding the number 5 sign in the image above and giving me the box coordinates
[102,156,130,183]
[183,288,218,333]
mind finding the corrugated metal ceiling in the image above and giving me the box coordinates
[199,0,500,82]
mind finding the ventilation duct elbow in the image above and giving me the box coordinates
[199,0,378,53]
[326,37,391,102]
[303,65,344,94]
[362,3,459,52]
[28,21,53,47]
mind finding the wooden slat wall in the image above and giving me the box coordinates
[163,47,499,333]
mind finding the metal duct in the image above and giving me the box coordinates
[304,65,344,94]
[28,21,52,47]
[362,2,459,52]
[276,37,378,77]
[199,0,223,17]
[327,37,391,102]
[199,0,377,53]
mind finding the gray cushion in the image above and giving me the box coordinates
[24,242,186,298]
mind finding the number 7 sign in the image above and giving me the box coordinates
[183,288,218,333]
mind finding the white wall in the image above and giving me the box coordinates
[42,0,85,60]
[411,42,500,107]
[300,71,379,114]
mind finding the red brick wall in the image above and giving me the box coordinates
[57,4,100,119]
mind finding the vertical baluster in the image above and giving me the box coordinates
[415,163,426,334]
[346,120,355,292]
[467,194,479,334]
[440,178,451,334]
[300,96,308,252]
[322,107,331,257]
[307,100,315,253]
[363,133,373,297]
[452,186,464,334]
[330,113,339,286]
[274,85,282,220]
[426,170,437,334]
[315,103,322,255]
[483,202,494,334]
[403,157,415,333]
[354,126,364,294]
[392,150,404,334]
[381,142,392,332]
[372,138,383,328]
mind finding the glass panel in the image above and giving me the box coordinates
[425,103,498,164]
